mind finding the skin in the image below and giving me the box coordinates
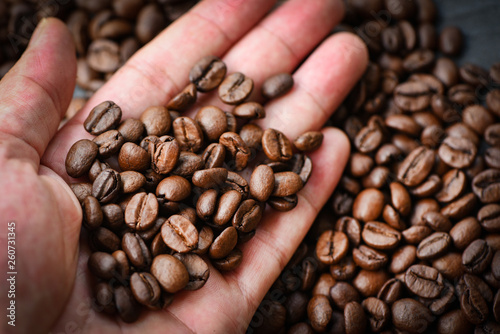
[0,0,367,333]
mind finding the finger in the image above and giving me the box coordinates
[258,32,368,139]
[232,128,350,311]
[197,0,345,107]
[0,18,76,165]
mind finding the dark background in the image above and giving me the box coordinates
[436,0,500,67]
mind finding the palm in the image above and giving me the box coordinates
[0,0,368,333]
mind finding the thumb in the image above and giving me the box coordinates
[0,18,76,166]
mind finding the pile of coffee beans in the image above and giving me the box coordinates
[0,0,200,82]
[66,55,321,323]
[248,0,500,333]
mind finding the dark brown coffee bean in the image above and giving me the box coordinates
[417,231,451,260]
[201,143,225,169]
[89,160,111,184]
[173,253,209,291]
[191,226,214,256]
[398,146,435,186]
[312,273,336,297]
[94,281,115,314]
[218,72,253,104]
[219,132,250,171]
[461,287,489,325]
[436,169,465,203]
[192,168,228,189]
[156,176,191,202]
[352,188,385,222]
[375,144,402,165]
[403,49,435,73]
[90,226,121,253]
[344,301,367,334]
[294,131,323,152]
[392,298,433,333]
[195,106,227,142]
[137,217,165,242]
[307,295,332,332]
[65,139,98,178]
[353,245,388,271]
[262,73,294,99]
[262,128,293,162]
[140,106,171,136]
[432,57,459,87]
[377,278,403,305]
[88,252,117,280]
[232,102,265,120]
[361,297,390,332]
[239,123,264,150]
[92,169,121,204]
[463,239,493,274]
[463,105,494,135]
[130,272,161,307]
[409,174,442,198]
[335,217,362,247]
[120,171,146,194]
[385,0,417,19]
[124,192,158,231]
[150,136,180,175]
[390,182,411,216]
[478,204,500,233]
[423,211,452,232]
[161,215,198,253]
[212,248,243,271]
[449,217,481,250]
[196,189,218,221]
[389,244,417,274]
[448,83,477,105]
[167,83,197,111]
[485,147,500,169]
[93,130,125,159]
[385,114,422,136]
[83,196,103,230]
[135,3,165,43]
[249,165,274,202]
[118,142,150,172]
[437,309,474,334]
[70,183,93,203]
[150,254,188,293]
[432,252,464,280]
[472,169,500,203]
[232,199,262,233]
[272,172,303,197]
[213,190,241,226]
[402,225,433,245]
[362,221,401,250]
[405,264,444,298]
[209,226,237,259]
[285,291,308,326]
[486,90,500,117]
[439,26,463,56]
[441,192,477,220]
[381,25,404,53]
[354,125,384,154]
[114,286,140,323]
[411,198,440,226]
[171,116,204,153]
[87,39,120,73]
[315,230,349,265]
[349,153,374,178]
[330,282,360,310]
[122,232,151,270]
[189,56,227,92]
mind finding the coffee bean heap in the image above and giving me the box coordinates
[0,0,200,83]
[66,55,321,323]
[249,1,500,333]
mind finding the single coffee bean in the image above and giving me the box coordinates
[416,231,451,260]
[268,195,298,212]
[124,192,158,231]
[294,131,323,152]
[362,221,401,250]
[149,136,180,174]
[209,226,238,259]
[196,189,218,221]
[173,253,209,290]
[422,211,452,232]
[390,182,411,216]
[462,239,493,274]
[352,188,385,222]
[478,204,500,232]
[344,301,367,334]
[118,142,150,172]
[362,166,390,189]
[461,287,489,325]
[195,106,227,142]
[70,183,93,203]
[307,295,332,332]
[172,116,204,153]
[161,215,198,253]
[94,281,115,314]
[431,252,463,280]
[232,102,265,119]
[122,232,151,270]
[439,26,463,56]
[462,105,494,135]
[330,282,360,310]
[291,154,313,184]
[385,113,422,136]
[402,225,433,244]
[349,152,374,178]
[83,196,103,230]
[389,244,417,274]
[212,248,243,271]
[354,125,384,154]
[202,143,225,169]
[114,286,140,323]
[192,168,228,189]
[93,129,125,159]
[189,56,227,92]
[213,190,242,226]
[156,176,191,202]
[171,152,204,177]
[486,90,500,117]
[485,147,500,169]
[120,171,146,194]
[92,169,121,204]
[272,172,303,197]
[262,128,293,162]
[232,199,262,233]
[88,252,117,280]
[405,264,444,298]
[167,83,197,111]
[219,132,250,171]
[432,57,459,87]
[437,309,474,334]
[392,298,433,333]
[90,227,121,253]
[89,159,109,183]
[130,272,161,307]
[262,73,294,99]
[84,101,122,135]
[397,146,435,186]
[138,217,165,242]
[449,217,481,249]
[361,297,390,332]
[192,226,214,256]
[335,216,362,247]
[315,230,349,265]
[448,83,477,105]
[472,169,500,203]
[312,273,336,297]
[239,123,264,150]
[135,3,165,43]
[150,254,189,293]
[377,278,404,305]
[218,72,254,104]
[436,169,465,203]
[409,174,442,198]
[394,80,432,112]
[249,165,274,202]
[140,106,171,136]
[352,245,388,271]
[66,139,99,178]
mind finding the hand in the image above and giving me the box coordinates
[0,0,367,333]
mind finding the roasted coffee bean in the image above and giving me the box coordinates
[114,286,140,323]
[486,90,500,117]
[161,215,198,253]
[172,117,204,153]
[150,136,180,174]
[362,166,390,189]
[462,239,493,274]
[94,281,115,314]
[232,199,262,233]
[349,152,374,178]
[232,102,265,119]
[89,160,110,183]
[70,183,93,203]
[440,192,477,220]
[137,217,165,242]
[485,147,500,169]
[385,114,422,136]
[312,273,336,297]
[315,230,349,265]
[140,106,171,136]
[66,139,98,178]
[439,26,463,56]
[88,252,117,280]
[417,231,451,260]
[196,189,218,221]
[436,169,465,203]
[150,254,189,293]
[202,143,226,169]
[352,269,390,298]
[122,233,151,270]
[398,146,435,187]
[193,168,229,189]
[361,297,390,332]
[409,174,442,198]
[461,287,489,325]
[262,128,293,162]
[209,226,238,259]
[411,198,440,226]
[171,152,204,177]
[92,169,121,204]
[167,83,197,111]
[362,221,401,250]
[422,211,452,232]
[353,245,388,271]
[307,295,332,332]
[472,169,500,203]
[156,176,191,202]
[130,272,161,307]
[403,49,435,73]
[272,172,303,197]
[249,165,274,202]
[213,190,241,226]
[382,25,404,53]
[392,298,433,333]
[124,192,158,231]
[437,309,474,334]
[402,225,433,244]
[335,216,362,247]
[219,132,250,171]
[354,125,384,154]
[390,182,411,216]
[218,72,253,104]
[239,123,264,150]
[433,57,459,87]
[462,105,494,135]
[344,301,367,334]
[189,56,227,92]
[135,3,165,43]
[449,217,481,249]
[118,142,150,172]
[330,282,360,310]
[212,248,243,271]
[377,278,404,305]
[405,264,444,298]
[83,196,103,230]
[352,188,385,222]
[294,131,323,152]
[192,226,214,255]
[195,106,227,142]
[119,171,146,194]
[389,244,416,274]
[285,291,309,326]
[478,204,500,232]
[173,253,209,290]
[262,73,294,99]
[84,101,121,136]
[93,130,125,159]
[91,227,121,253]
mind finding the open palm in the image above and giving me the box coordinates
[0,0,367,333]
